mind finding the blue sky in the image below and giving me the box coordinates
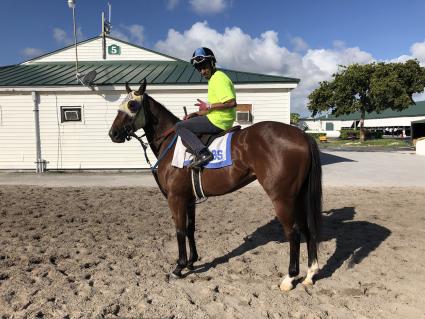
[1,0,425,114]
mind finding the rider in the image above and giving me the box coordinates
[174,47,237,168]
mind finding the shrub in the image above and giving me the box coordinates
[340,129,359,139]
[367,130,383,139]
[340,129,383,140]
[307,132,327,139]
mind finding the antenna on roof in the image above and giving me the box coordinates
[67,0,97,88]
[102,3,112,60]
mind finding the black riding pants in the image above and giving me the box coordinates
[174,116,223,155]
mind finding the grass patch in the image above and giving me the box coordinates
[318,138,413,149]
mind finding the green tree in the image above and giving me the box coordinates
[290,112,300,125]
[308,59,425,141]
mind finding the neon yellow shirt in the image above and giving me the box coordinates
[207,70,236,130]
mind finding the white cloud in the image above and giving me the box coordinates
[387,54,412,63]
[410,40,425,64]
[111,24,145,46]
[20,48,45,59]
[166,0,179,10]
[53,27,83,46]
[155,22,376,115]
[413,91,425,101]
[125,25,145,45]
[189,0,228,14]
[290,36,309,52]
[110,29,130,42]
[53,28,69,44]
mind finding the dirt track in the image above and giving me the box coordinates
[1,185,425,318]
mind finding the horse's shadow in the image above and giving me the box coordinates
[192,207,391,280]
[320,151,356,165]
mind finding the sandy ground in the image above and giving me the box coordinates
[1,150,425,188]
[1,185,425,319]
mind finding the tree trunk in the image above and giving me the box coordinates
[359,110,366,142]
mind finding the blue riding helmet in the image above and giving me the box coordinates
[190,47,216,66]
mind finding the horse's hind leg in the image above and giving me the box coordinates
[272,198,302,291]
[186,203,198,270]
[302,230,319,286]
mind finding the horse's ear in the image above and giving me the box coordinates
[137,78,146,96]
[125,82,132,94]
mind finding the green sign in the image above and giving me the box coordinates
[108,44,121,55]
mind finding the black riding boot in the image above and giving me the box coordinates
[190,148,214,168]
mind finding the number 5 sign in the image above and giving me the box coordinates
[108,44,121,55]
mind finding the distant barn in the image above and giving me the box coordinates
[0,36,299,171]
[301,101,425,138]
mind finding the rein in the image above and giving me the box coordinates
[123,94,178,198]
[128,131,177,173]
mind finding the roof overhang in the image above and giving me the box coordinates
[0,82,298,93]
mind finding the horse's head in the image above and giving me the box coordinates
[109,79,147,143]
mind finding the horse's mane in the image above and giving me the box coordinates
[147,94,180,124]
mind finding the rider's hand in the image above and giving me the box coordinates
[184,112,197,120]
[195,99,211,111]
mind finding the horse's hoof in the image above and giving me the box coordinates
[169,271,183,280]
[279,275,295,291]
[302,277,314,286]
[279,281,294,291]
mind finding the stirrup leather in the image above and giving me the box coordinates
[191,168,207,204]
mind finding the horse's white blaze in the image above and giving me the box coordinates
[280,274,296,291]
[302,260,319,286]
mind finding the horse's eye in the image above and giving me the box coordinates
[128,100,138,113]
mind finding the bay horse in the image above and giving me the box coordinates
[109,80,322,291]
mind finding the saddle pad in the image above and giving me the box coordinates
[171,132,234,169]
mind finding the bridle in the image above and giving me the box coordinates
[117,91,177,198]
[119,92,175,145]
[117,91,147,140]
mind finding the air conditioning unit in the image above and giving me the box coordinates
[236,111,252,123]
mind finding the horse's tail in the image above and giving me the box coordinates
[303,135,323,250]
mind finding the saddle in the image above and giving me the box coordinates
[179,125,241,204]
[182,125,241,154]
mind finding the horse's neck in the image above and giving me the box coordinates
[145,96,179,156]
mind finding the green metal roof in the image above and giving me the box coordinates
[312,100,425,120]
[0,60,299,87]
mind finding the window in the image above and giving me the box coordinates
[61,106,82,123]
[325,122,334,131]
[236,104,253,124]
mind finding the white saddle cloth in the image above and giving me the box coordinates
[171,132,234,169]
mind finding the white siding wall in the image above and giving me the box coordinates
[25,38,175,63]
[236,88,291,126]
[39,91,152,169]
[0,94,36,169]
[0,87,291,170]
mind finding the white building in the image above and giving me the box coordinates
[301,101,425,138]
[0,36,299,171]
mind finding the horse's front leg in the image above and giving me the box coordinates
[186,203,198,270]
[168,195,188,278]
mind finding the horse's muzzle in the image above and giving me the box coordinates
[109,127,126,143]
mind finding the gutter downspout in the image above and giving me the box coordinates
[32,91,45,173]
